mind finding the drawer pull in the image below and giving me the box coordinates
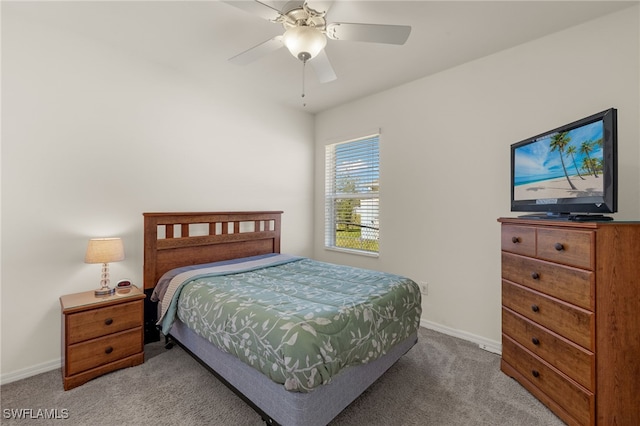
[554,242,564,251]
[511,236,520,244]
[531,370,540,378]
[105,346,113,354]
[530,272,540,280]
[532,337,540,346]
[104,318,113,326]
[531,304,540,313]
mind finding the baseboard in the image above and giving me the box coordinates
[420,319,502,355]
[0,358,61,386]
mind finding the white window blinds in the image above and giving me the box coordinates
[325,134,380,254]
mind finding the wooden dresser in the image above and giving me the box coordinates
[60,286,145,390]
[498,218,640,425]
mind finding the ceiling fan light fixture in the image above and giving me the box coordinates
[283,25,327,62]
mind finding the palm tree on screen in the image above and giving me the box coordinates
[565,145,586,180]
[582,157,600,177]
[580,140,599,178]
[550,131,577,190]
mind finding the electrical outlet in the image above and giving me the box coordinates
[418,281,428,295]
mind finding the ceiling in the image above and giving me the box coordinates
[7,1,637,113]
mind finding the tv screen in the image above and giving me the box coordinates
[510,108,617,220]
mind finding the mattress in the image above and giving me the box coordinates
[154,254,422,392]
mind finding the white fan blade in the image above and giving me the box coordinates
[326,23,411,45]
[309,49,337,83]
[304,0,334,16]
[223,1,283,22]
[229,36,283,65]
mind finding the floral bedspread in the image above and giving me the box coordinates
[159,255,421,392]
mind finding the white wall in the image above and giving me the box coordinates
[314,7,640,349]
[1,12,315,381]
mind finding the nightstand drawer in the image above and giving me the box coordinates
[536,228,593,269]
[502,307,594,391]
[501,225,536,257]
[66,300,143,344]
[502,336,593,426]
[502,252,594,310]
[502,281,593,350]
[66,327,143,376]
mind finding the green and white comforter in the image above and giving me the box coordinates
[157,254,421,392]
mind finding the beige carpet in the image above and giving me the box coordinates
[0,327,564,425]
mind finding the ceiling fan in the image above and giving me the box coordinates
[224,0,412,83]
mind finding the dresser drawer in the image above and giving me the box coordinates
[502,281,594,350]
[501,252,594,310]
[502,307,594,391]
[66,327,143,376]
[501,225,536,257]
[66,300,143,344]
[502,336,594,426]
[536,228,593,269]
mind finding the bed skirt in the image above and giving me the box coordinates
[168,320,418,426]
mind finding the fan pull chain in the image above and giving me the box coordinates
[301,60,307,107]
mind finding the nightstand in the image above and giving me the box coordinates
[60,285,145,390]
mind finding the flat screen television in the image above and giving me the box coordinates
[510,108,617,221]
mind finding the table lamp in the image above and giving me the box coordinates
[84,237,125,296]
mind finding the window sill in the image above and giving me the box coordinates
[324,246,379,258]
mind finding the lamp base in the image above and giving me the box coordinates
[95,287,116,296]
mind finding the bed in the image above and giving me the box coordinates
[143,211,421,425]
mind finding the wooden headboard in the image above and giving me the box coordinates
[143,211,283,290]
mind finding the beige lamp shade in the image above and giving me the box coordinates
[84,238,125,264]
[85,237,124,296]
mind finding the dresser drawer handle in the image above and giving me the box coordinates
[530,272,539,280]
[531,370,540,378]
[554,243,564,251]
[511,236,520,244]
[105,346,114,354]
[532,337,540,346]
[104,318,113,326]
[531,304,540,313]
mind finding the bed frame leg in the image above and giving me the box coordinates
[164,335,174,350]
[262,416,278,425]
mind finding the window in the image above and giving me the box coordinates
[325,134,380,255]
